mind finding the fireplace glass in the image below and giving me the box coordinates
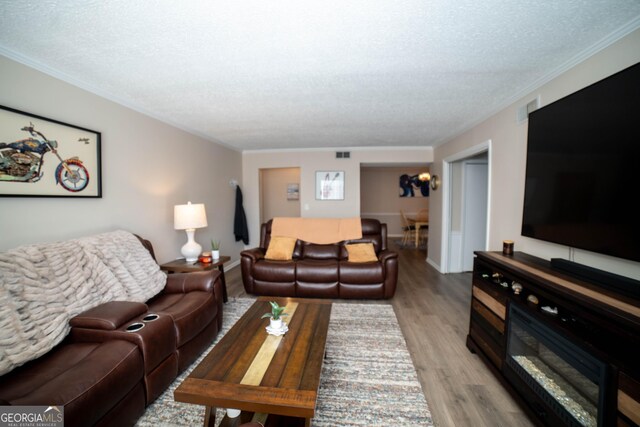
[506,304,609,427]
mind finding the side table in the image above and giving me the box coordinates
[160,256,230,303]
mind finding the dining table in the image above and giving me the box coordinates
[408,216,428,248]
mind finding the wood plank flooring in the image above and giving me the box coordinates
[224,242,534,426]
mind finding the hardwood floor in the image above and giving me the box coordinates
[224,242,534,426]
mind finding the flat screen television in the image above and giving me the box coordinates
[522,61,640,264]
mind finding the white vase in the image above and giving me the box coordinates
[212,250,220,260]
[269,317,283,330]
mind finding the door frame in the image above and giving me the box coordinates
[441,140,492,274]
[460,158,489,272]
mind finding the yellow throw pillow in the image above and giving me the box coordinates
[265,236,297,260]
[346,243,377,263]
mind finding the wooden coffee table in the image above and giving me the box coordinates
[174,297,332,427]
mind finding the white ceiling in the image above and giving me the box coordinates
[1,1,639,152]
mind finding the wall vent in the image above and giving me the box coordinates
[517,96,540,123]
[336,151,351,158]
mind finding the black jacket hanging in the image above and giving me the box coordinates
[234,185,249,245]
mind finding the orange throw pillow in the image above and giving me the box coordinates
[346,243,377,262]
[265,236,297,260]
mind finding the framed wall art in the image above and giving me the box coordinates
[287,183,300,200]
[0,105,101,197]
[399,173,429,197]
[315,170,344,200]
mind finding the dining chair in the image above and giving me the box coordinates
[416,208,429,246]
[399,210,417,247]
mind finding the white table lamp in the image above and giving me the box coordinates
[174,201,208,262]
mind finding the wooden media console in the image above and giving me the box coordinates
[467,251,640,427]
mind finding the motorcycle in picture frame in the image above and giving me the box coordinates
[0,105,101,197]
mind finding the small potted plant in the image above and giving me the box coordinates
[261,301,288,331]
[211,239,220,260]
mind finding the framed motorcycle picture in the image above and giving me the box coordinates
[0,105,102,197]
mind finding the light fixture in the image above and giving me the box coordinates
[174,201,208,262]
[430,175,441,190]
[418,172,431,182]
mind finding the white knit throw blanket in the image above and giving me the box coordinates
[0,230,167,376]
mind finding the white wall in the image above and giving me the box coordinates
[259,167,300,222]
[242,147,433,247]
[428,28,640,280]
[0,55,244,264]
[360,166,429,236]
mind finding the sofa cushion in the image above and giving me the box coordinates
[0,340,143,427]
[253,281,296,297]
[302,243,341,260]
[172,317,220,373]
[265,236,297,260]
[345,243,378,262]
[147,291,216,348]
[93,383,146,427]
[296,260,339,297]
[339,283,385,299]
[297,282,339,298]
[340,218,385,256]
[297,259,339,282]
[339,260,384,283]
[252,260,296,281]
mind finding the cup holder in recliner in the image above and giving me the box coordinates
[142,313,159,322]
[126,322,145,332]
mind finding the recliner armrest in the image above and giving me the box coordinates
[241,248,265,262]
[378,250,398,262]
[379,249,398,298]
[70,301,148,330]
[163,270,219,294]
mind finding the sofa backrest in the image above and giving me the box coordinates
[260,218,387,259]
[135,234,157,261]
[0,230,167,376]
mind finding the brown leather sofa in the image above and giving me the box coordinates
[241,218,398,299]
[0,236,224,427]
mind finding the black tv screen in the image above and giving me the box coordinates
[522,61,640,263]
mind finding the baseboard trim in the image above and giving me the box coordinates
[426,256,442,272]
[224,259,240,272]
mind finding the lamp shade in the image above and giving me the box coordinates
[174,202,207,230]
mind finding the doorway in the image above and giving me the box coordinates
[461,158,488,271]
[360,165,430,240]
[443,142,490,273]
[259,167,301,223]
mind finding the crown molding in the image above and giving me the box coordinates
[242,145,433,154]
[435,16,640,148]
[0,45,242,152]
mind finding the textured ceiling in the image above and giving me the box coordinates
[1,1,640,151]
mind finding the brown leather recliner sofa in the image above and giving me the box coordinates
[241,218,398,299]
[0,234,224,427]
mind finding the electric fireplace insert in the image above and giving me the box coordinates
[505,304,611,427]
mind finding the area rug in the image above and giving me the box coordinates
[136,298,434,426]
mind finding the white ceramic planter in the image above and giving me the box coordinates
[212,250,220,260]
[269,317,283,330]
[226,408,241,418]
